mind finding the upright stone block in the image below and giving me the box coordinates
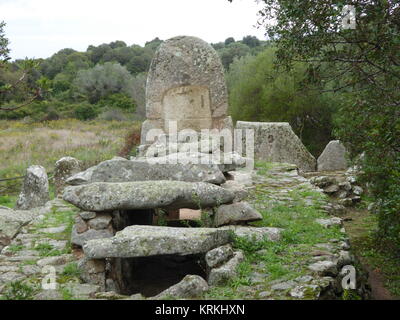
[235,122,316,172]
[54,156,81,196]
[15,165,49,210]
[317,140,349,171]
[141,36,232,144]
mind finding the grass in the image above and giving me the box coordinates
[0,281,36,300]
[0,119,140,195]
[204,162,345,300]
[344,207,400,298]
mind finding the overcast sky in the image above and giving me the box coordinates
[1,0,267,60]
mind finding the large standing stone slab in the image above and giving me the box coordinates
[141,36,232,144]
[317,140,349,171]
[235,122,316,172]
[63,181,235,212]
[15,165,49,210]
[54,156,81,196]
[83,226,232,259]
[66,158,225,185]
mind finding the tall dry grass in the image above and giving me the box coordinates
[0,119,141,195]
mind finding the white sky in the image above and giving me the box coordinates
[1,0,267,60]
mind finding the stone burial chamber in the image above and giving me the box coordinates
[60,35,284,299]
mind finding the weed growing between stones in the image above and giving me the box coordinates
[1,281,36,300]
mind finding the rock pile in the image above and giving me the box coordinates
[309,170,364,208]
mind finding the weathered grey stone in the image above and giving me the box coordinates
[54,157,81,196]
[214,202,262,227]
[15,165,49,210]
[74,215,88,234]
[318,140,348,171]
[352,186,364,196]
[88,213,112,230]
[337,250,353,268]
[220,180,249,202]
[79,211,97,220]
[309,176,336,188]
[308,261,338,276]
[219,226,282,242]
[236,122,316,172]
[38,225,67,234]
[205,244,234,268]
[0,208,37,248]
[323,184,340,194]
[63,181,235,212]
[154,275,209,299]
[139,151,247,174]
[315,217,343,228]
[63,283,101,299]
[142,36,231,144]
[34,290,63,300]
[94,291,127,300]
[66,158,225,185]
[83,226,232,259]
[37,254,73,267]
[208,251,244,286]
[71,226,113,247]
[271,280,296,291]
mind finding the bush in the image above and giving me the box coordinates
[74,103,98,120]
[97,107,130,121]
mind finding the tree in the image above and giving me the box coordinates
[219,42,251,69]
[227,47,338,155]
[0,21,10,64]
[1,21,49,111]
[233,0,400,244]
[74,62,134,104]
[242,35,260,48]
[224,37,235,46]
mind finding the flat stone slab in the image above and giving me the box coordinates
[63,181,235,212]
[219,226,282,242]
[83,226,232,259]
[66,158,226,185]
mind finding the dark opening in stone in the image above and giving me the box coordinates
[110,254,207,297]
[112,209,155,232]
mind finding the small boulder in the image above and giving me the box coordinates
[88,213,112,230]
[214,202,262,227]
[154,275,209,299]
[208,251,244,286]
[71,226,113,247]
[308,260,338,276]
[205,244,234,268]
[315,217,343,228]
